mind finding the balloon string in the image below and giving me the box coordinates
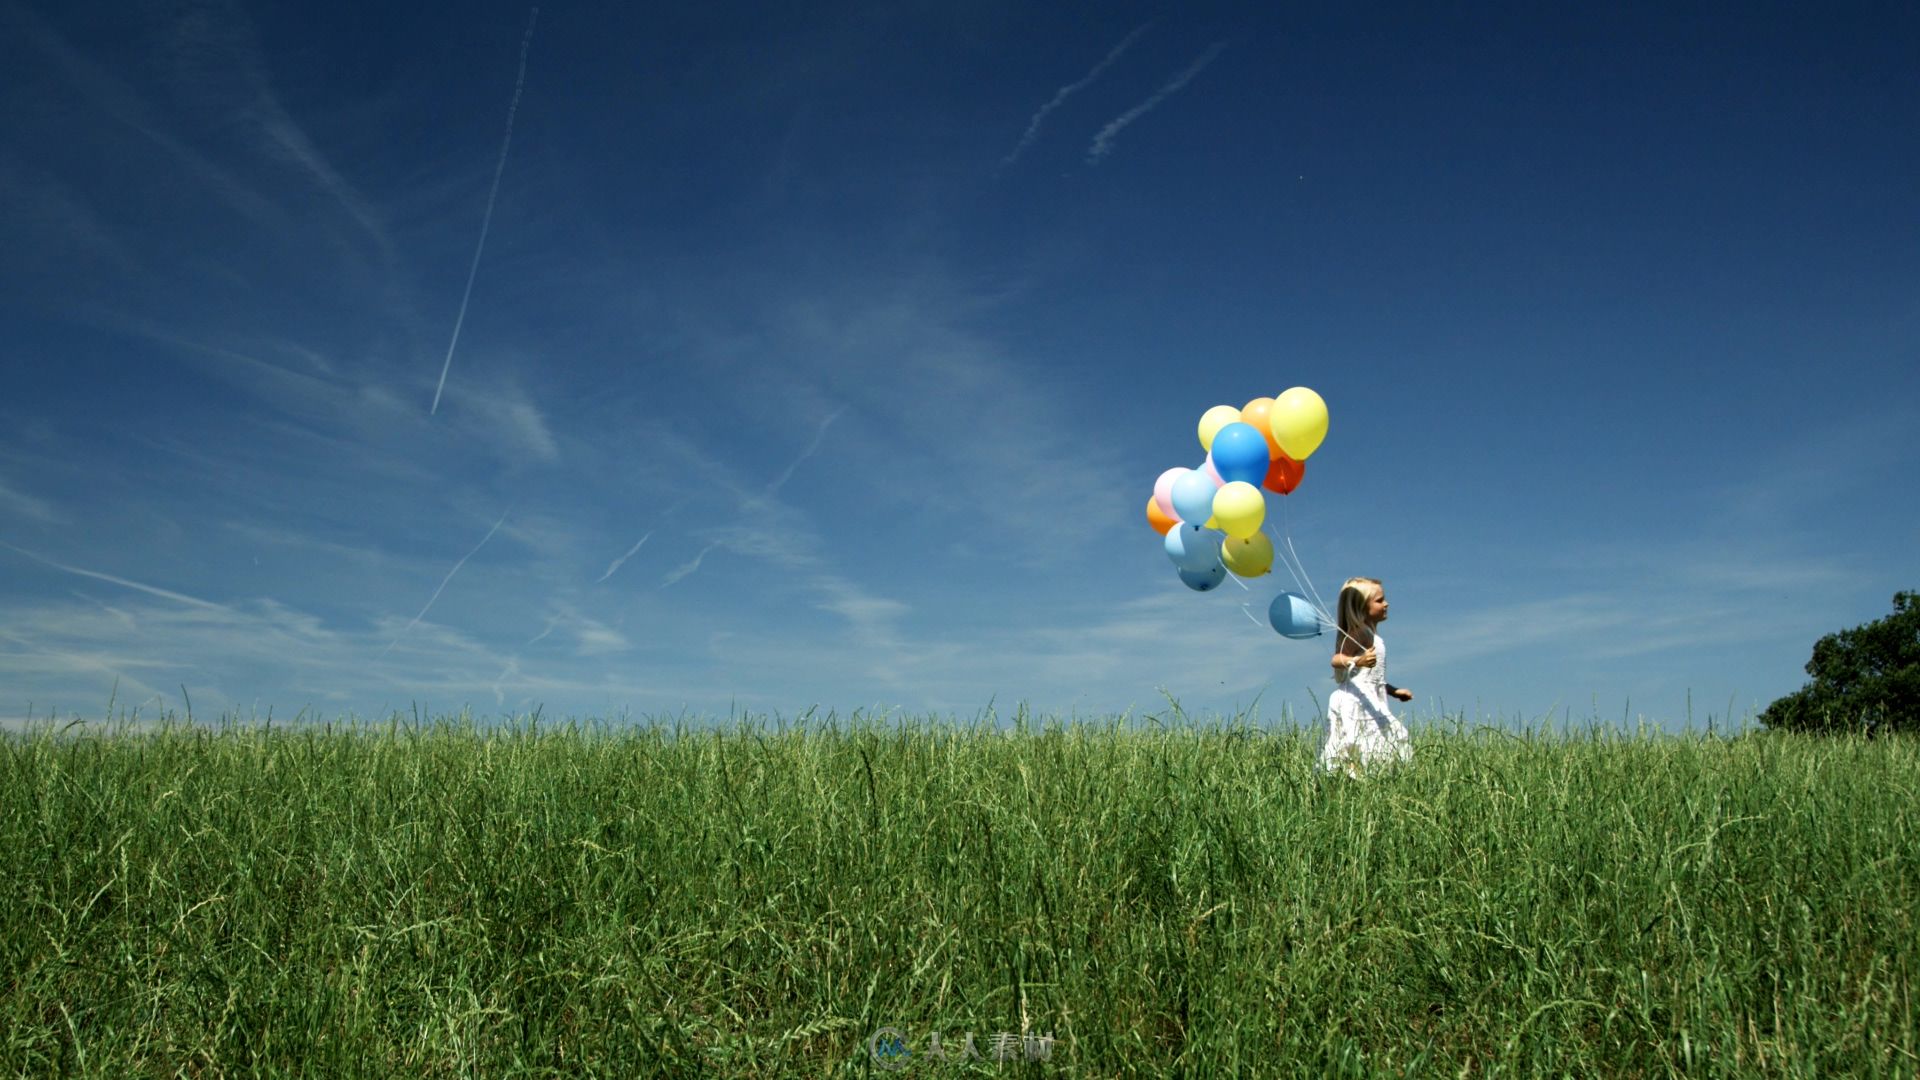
[1315,611,1369,652]
[1238,603,1265,628]
[1268,506,1372,656]
[1288,534,1368,654]
[1264,518,1353,649]
[1266,518,1321,618]
[1275,494,1316,610]
[1282,533,1375,655]
[1262,516,1325,626]
[1287,533,1336,625]
[1277,493,1339,627]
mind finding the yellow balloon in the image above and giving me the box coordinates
[1210,481,1266,539]
[1269,386,1328,460]
[1221,532,1273,577]
[1197,405,1241,452]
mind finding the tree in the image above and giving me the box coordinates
[1760,592,1920,734]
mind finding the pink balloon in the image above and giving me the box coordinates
[1203,454,1224,486]
[1154,468,1185,520]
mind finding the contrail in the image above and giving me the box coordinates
[380,509,510,656]
[430,6,540,416]
[0,540,231,612]
[659,541,719,589]
[526,615,563,646]
[765,405,846,494]
[1001,22,1151,169]
[69,590,138,630]
[1087,39,1227,164]
[596,531,653,583]
[490,657,519,707]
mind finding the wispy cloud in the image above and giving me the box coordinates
[0,589,528,719]
[574,620,629,655]
[811,578,909,640]
[0,157,140,279]
[69,591,139,632]
[1404,561,1867,680]
[660,542,720,588]
[139,322,558,480]
[1000,23,1152,169]
[447,376,562,466]
[0,592,464,722]
[252,109,393,263]
[0,629,171,709]
[432,5,541,416]
[0,540,231,612]
[5,3,287,229]
[490,657,521,706]
[0,479,64,526]
[120,324,426,460]
[1710,406,1920,529]
[380,510,511,655]
[518,604,627,656]
[158,0,396,259]
[1006,590,1273,691]
[1088,40,1229,164]
[526,614,564,646]
[765,405,846,495]
[224,520,387,569]
[757,284,1132,545]
[596,531,653,583]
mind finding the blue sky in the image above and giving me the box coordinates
[3,0,1916,730]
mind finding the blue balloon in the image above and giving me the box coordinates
[1170,469,1218,525]
[1268,592,1323,639]
[1210,422,1271,487]
[1164,522,1223,572]
[1179,563,1227,592]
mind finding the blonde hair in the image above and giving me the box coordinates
[1336,577,1383,656]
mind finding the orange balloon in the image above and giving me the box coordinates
[1241,396,1284,459]
[1263,453,1305,495]
[1146,495,1177,535]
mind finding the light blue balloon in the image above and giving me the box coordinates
[1210,422,1271,487]
[1163,522,1223,572]
[1268,592,1323,639]
[1179,563,1227,592]
[1170,469,1218,525]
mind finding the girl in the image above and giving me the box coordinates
[1318,577,1413,776]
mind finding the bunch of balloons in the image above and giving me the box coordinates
[1145,387,1332,638]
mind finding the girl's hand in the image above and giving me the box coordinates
[1390,688,1413,702]
[1354,649,1377,669]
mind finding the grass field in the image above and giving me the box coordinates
[3,710,1916,1077]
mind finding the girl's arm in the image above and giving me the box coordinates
[1331,649,1377,675]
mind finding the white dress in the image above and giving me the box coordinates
[1319,633,1411,776]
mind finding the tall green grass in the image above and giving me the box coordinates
[3,711,1915,1077]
